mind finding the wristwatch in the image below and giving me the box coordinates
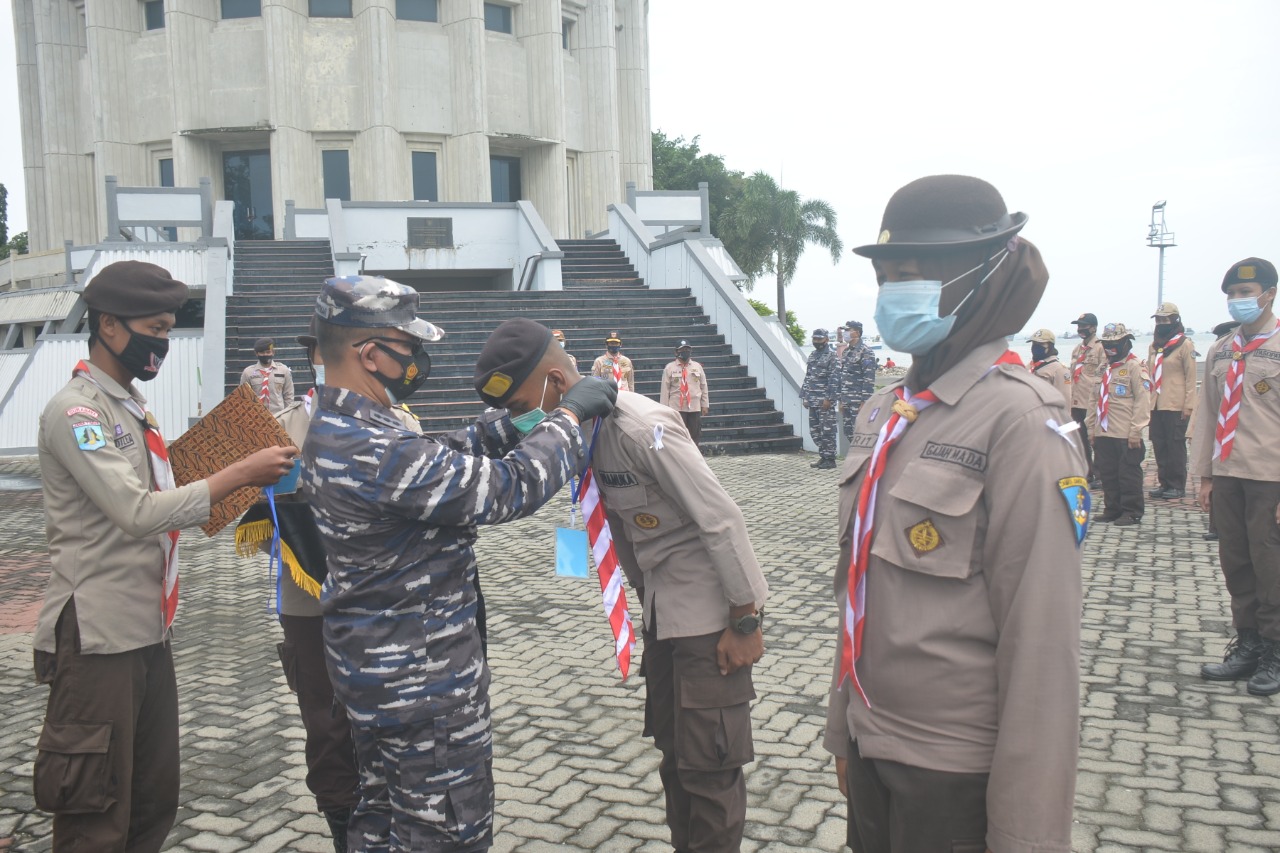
[731,610,763,634]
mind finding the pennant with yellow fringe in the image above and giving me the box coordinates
[233,501,329,602]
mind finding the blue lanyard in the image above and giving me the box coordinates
[568,417,603,509]
[264,485,283,616]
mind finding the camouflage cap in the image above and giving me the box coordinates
[844,320,863,331]
[1026,328,1056,344]
[813,328,830,339]
[314,275,445,342]
[1100,322,1135,342]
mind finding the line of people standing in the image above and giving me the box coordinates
[801,321,876,469]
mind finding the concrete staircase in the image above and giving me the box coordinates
[224,238,801,455]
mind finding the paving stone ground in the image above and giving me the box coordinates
[1,451,1278,852]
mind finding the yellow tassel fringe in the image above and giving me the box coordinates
[234,520,322,600]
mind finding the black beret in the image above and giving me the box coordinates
[83,261,188,317]
[254,337,275,352]
[1222,257,1278,293]
[475,319,554,408]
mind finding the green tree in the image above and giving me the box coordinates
[747,297,805,346]
[722,171,843,326]
[0,183,8,248]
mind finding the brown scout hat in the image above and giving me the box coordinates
[82,261,188,317]
[852,175,1028,259]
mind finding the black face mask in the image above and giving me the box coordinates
[677,352,691,363]
[814,341,828,350]
[257,354,273,366]
[607,345,621,355]
[107,322,169,382]
[1031,343,1050,362]
[357,338,432,404]
[1103,340,1131,363]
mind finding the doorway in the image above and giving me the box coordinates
[223,150,274,240]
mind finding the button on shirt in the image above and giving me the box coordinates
[301,385,584,726]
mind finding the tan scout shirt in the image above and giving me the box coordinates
[824,340,1083,853]
[1085,354,1151,443]
[240,361,295,414]
[35,364,211,655]
[1147,338,1198,414]
[591,354,635,393]
[659,359,710,413]
[1030,357,1073,407]
[1069,337,1106,409]
[591,392,768,639]
[1191,329,1280,482]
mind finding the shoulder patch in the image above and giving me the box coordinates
[1058,476,1091,546]
[66,405,101,419]
[73,421,107,451]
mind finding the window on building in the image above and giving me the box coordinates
[412,152,439,202]
[490,156,521,203]
[562,18,573,50]
[483,3,512,34]
[159,158,177,241]
[322,150,351,201]
[144,0,165,30]
[397,0,438,22]
[309,0,352,17]
[221,0,261,18]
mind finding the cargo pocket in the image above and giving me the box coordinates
[677,670,756,771]
[403,743,493,847]
[33,720,114,814]
[276,640,299,694]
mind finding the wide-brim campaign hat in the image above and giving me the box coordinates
[1027,328,1056,344]
[853,175,1028,259]
[1100,322,1135,342]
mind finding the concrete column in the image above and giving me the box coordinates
[518,0,567,234]
[13,1,49,251]
[615,0,652,193]
[576,0,620,234]
[165,0,215,193]
[442,0,491,201]
[265,1,319,217]
[356,0,408,200]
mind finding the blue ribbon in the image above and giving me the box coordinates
[264,485,283,617]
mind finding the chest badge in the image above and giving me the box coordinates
[1234,351,1245,361]
[1256,379,1272,395]
[634,513,660,530]
[1058,476,1091,546]
[906,518,942,555]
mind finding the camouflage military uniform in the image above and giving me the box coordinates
[802,344,840,461]
[302,386,585,852]
[837,342,877,441]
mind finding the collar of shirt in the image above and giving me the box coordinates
[315,384,404,429]
[83,360,147,408]
[918,338,1013,407]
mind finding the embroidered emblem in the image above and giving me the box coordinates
[906,519,942,555]
[73,422,107,451]
[113,423,124,437]
[599,471,640,488]
[1256,379,1272,395]
[1118,368,1130,377]
[1238,264,1257,280]
[868,406,881,422]
[114,434,136,451]
[1058,476,1091,546]
[634,513,660,530]
[921,441,988,473]
[1142,380,1152,391]
[482,372,512,398]
[65,405,101,419]
[1115,384,1128,397]
[878,229,891,244]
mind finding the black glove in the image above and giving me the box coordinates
[557,376,618,422]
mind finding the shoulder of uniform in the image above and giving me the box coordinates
[994,364,1067,408]
[611,392,683,441]
[44,379,107,420]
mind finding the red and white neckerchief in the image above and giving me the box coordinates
[579,460,635,678]
[1151,333,1184,398]
[610,358,628,392]
[1030,359,1048,374]
[840,350,1023,706]
[679,366,692,409]
[303,387,316,416]
[1072,342,1091,383]
[1214,320,1280,461]
[258,365,273,404]
[1096,353,1135,434]
[74,360,180,631]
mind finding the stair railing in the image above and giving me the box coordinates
[516,253,543,291]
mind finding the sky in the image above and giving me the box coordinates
[0,1,1275,341]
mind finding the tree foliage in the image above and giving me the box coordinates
[747,297,806,346]
[652,131,753,276]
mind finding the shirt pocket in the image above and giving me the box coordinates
[1246,355,1280,399]
[600,480,690,542]
[873,460,984,580]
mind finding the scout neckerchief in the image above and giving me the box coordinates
[1214,319,1280,461]
[257,364,273,405]
[1096,353,1135,434]
[74,360,181,631]
[1030,356,1057,375]
[840,349,1022,707]
[1072,339,1093,383]
[610,356,628,392]
[572,418,636,678]
[678,365,692,409]
[1151,333,1184,399]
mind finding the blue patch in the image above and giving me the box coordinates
[1059,476,1091,545]
[73,422,107,452]
[1115,384,1128,397]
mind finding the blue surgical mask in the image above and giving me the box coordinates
[873,251,1010,355]
[510,375,550,435]
[1228,296,1265,324]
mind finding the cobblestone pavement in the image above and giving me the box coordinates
[1,451,1279,852]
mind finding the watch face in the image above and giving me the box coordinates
[735,614,760,634]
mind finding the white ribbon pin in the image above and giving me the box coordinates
[652,424,665,450]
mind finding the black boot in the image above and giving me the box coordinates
[1248,642,1280,696]
[1202,628,1267,681]
[324,808,351,853]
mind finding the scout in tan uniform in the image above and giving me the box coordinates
[32,261,296,853]
[826,176,1084,853]
[1192,258,1280,696]
[591,331,635,392]
[1026,328,1073,406]
[1069,311,1106,487]
[475,320,768,853]
[240,336,295,414]
[1085,323,1152,525]
[1147,302,1197,499]
[659,340,711,444]
[551,328,578,373]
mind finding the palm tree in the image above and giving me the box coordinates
[722,171,843,329]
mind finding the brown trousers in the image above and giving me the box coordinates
[679,410,703,445]
[1212,476,1280,641]
[643,630,755,853]
[278,615,360,813]
[32,599,180,853]
[845,739,989,853]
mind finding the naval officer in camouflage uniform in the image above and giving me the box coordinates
[300,276,617,852]
[802,328,840,468]
[837,320,876,441]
